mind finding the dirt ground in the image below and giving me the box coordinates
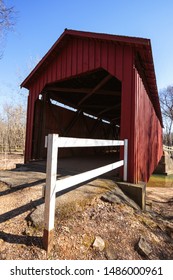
[0,155,173,260]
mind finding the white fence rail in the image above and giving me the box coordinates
[43,134,128,251]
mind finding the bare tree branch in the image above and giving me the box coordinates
[0,0,15,31]
[0,0,16,58]
[159,85,173,145]
[0,103,26,153]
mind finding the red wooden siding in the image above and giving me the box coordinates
[119,46,135,183]
[26,37,127,96]
[134,67,163,182]
[22,30,163,184]
[25,37,129,163]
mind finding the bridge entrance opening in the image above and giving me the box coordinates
[32,68,122,178]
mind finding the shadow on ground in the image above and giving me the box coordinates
[0,230,43,249]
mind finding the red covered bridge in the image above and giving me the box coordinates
[21,29,163,184]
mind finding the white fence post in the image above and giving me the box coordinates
[42,134,128,252]
[123,139,128,181]
[43,134,58,252]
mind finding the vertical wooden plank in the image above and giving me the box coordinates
[123,139,128,181]
[83,38,89,72]
[66,43,72,77]
[36,78,41,99]
[28,88,34,161]
[107,42,116,76]
[95,40,101,68]
[101,41,108,70]
[24,93,31,163]
[57,54,62,80]
[42,69,47,89]
[47,63,52,84]
[26,82,41,162]
[134,67,139,183]
[120,46,134,183]
[72,38,77,75]
[115,45,123,81]
[37,69,44,93]
[52,57,57,82]
[77,38,83,74]
[88,39,95,70]
[43,134,58,253]
[61,48,67,79]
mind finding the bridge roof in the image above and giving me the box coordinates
[21,29,163,126]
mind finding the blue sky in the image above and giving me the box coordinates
[0,0,173,109]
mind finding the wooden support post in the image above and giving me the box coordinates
[123,139,128,181]
[63,110,82,136]
[39,92,47,158]
[77,74,112,107]
[43,134,58,253]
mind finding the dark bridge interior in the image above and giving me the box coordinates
[44,68,122,126]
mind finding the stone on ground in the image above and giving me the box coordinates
[136,236,152,257]
[93,236,105,251]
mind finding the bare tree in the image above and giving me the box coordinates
[0,114,6,152]
[159,85,173,146]
[0,103,26,153]
[0,0,16,57]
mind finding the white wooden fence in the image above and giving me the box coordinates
[43,134,128,251]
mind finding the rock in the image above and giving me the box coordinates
[136,236,152,258]
[93,236,105,251]
[29,204,44,228]
[105,247,118,260]
[82,234,94,248]
[61,226,70,233]
[101,185,140,210]
[102,192,122,204]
